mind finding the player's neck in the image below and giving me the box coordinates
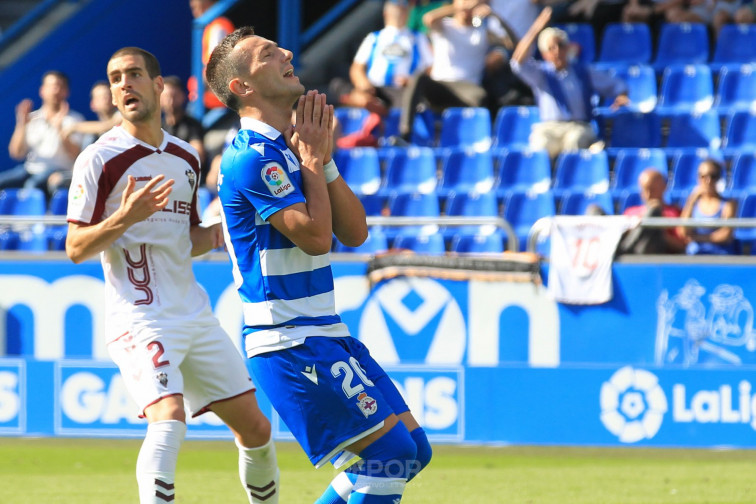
[239,103,291,134]
[122,119,164,148]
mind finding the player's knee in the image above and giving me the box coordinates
[236,410,272,448]
[408,427,432,481]
[354,423,417,480]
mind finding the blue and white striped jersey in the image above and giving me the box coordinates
[218,117,349,357]
[353,26,433,88]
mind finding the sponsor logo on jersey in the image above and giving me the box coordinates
[71,184,85,200]
[262,162,294,197]
[356,392,377,418]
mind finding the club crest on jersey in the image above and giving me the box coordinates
[356,392,377,418]
[262,162,294,197]
[156,372,168,388]
[185,169,196,190]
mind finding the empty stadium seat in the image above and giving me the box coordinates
[597,23,652,67]
[382,146,438,196]
[735,192,756,247]
[438,148,495,197]
[494,147,552,200]
[334,107,370,136]
[358,193,386,216]
[11,188,46,216]
[47,189,69,251]
[552,150,610,198]
[617,191,642,213]
[559,190,615,215]
[392,228,446,254]
[597,64,657,113]
[653,23,710,70]
[610,148,668,202]
[442,190,499,240]
[714,65,756,117]
[557,23,595,63]
[450,228,506,254]
[723,109,756,155]
[710,24,756,74]
[334,147,382,196]
[665,110,722,150]
[503,190,556,251]
[0,188,47,251]
[604,110,662,150]
[381,107,438,146]
[439,107,491,150]
[657,64,714,114]
[493,106,539,149]
[726,153,756,198]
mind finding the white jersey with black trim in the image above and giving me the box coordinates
[67,126,215,340]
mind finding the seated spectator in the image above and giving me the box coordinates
[679,159,737,255]
[511,7,629,159]
[5,70,85,195]
[551,0,626,42]
[618,168,687,254]
[187,0,235,111]
[161,75,207,173]
[52,81,122,195]
[330,0,434,147]
[396,0,518,143]
[734,1,756,23]
[712,1,747,35]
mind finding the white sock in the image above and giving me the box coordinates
[136,420,186,503]
[236,437,280,503]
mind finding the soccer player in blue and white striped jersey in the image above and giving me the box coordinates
[207,27,432,503]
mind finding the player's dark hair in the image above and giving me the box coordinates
[109,47,162,78]
[206,26,256,112]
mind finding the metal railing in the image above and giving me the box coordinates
[527,216,756,254]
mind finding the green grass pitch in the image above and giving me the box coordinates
[1,438,755,503]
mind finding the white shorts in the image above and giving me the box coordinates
[108,322,255,417]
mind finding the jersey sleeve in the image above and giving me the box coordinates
[353,32,378,65]
[66,145,106,225]
[230,147,305,222]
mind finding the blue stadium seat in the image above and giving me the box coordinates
[726,153,756,199]
[503,190,556,251]
[710,24,756,74]
[442,190,499,240]
[358,193,386,216]
[665,110,722,151]
[335,227,389,254]
[386,191,441,240]
[714,65,756,118]
[392,228,446,254]
[605,111,662,150]
[735,192,756,246]
[611,148,667,202]
[49,189,69,215]
[557,23,595,63]
[494,147,551,200]
[552,150,610,198]
[667,149,723,205]
[381,108,438,146]
[617,191,642,213]
[450,229,506,254]
[653,23,710,70]
[723,109,756,155]
[334,107,369,136]
[438,148,495,197]
[0,188,47,251]
[439,107,491,150]
[597,23,652,67]
[559,190,615,215]
[47,189,69,251]
[597,64,657,113]
[16,227,48,253]
[382,146,438,196]
[334,147,382,196]
[493,106,539,149]
[657,64,714,115]
[12,188,46,216]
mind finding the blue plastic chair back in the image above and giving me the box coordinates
[388,191,440,217]
[727,153,756,198]
[334,107,369,135]
[439,107,491,150]
[724,110,756,151]
[383,146,437,195]
[493,106,540,148]
[553,150,610,197]
[598,23,652,65]
[560,190,615,215]
[438,148,495,196]
[714,65,756,115]
[666,110,722,150]
[503,190,556,251]
[336,147,382,196]
[608,111,662,149]
[658,64,714,113]
[602,64,657,112]
[494,147,552,199]
[13,188,46,215]
[711,25,756,69]
[735,192,756,241]
[392,230,446,254]
[335,227,389,254]
[654,23,710,68]
[611,148,668,198]
[450,229,506,253]
[557,23,596,63]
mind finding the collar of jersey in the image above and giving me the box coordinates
[240,116,282,141]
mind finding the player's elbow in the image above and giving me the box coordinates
[338,227,368,248]
[299,236,333,256]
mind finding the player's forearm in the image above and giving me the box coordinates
[66,211,132,263]
[296,162,334,254]
[328,177,368,247]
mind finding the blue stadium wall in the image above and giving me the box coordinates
[1,256,756,448]
[0,0,193,172]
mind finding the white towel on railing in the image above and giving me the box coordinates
[548,216,635,305]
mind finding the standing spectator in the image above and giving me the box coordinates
[5,70,85,194]
[618,168,687,254]
[65,46,279,504]
[187,0,235,110]
[206,27,432,504]
[511,7,629,159]
[161,75,207,175]
[408,0,451,33]
[397,0,517,143]
[331,0,434,147]
[679,159,737,255]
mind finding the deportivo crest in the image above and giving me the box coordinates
[156,372,168,387]
[185,169,196,190]
[262,162,294,198]
[356,392,377,418]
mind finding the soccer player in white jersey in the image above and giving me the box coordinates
[206,28,432,504]
[65,46,279,504]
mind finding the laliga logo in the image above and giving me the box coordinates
[600,366,668,443]
[264,165,284,186]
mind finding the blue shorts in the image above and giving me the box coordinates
[248,336,409,467]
